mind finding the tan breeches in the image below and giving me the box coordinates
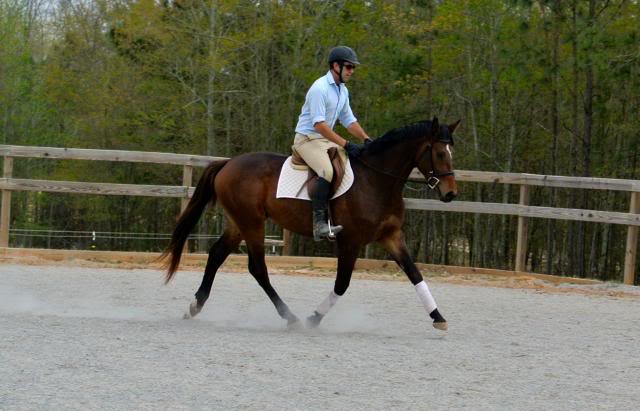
[292,133,344,182]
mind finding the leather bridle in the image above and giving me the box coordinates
[351,140,454,190]
[422,142,455,190]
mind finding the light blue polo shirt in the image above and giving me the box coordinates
[295,71,358,135]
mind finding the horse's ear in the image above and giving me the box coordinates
[449,119,461,134]
[431,117,439,136]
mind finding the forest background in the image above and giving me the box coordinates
[1,0,639,282]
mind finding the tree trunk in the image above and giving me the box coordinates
[206,0,217,157]
[546,0,561,274]
[422,211,431,263]
[441,213,449,265]
[487,11,500,268]
[577,0,596,277]
[499,110,516,268]
[464,49,483,267]
[568,0,581,276]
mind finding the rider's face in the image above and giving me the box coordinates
[333,62,355,82]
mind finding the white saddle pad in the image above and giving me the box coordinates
[276,157,354,200]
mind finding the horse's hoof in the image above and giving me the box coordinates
[187,300,202,318]
[433,321,448,331]
[306,312,324,329]
[287,316,303,330]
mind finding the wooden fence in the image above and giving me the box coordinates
[1,144,639,285]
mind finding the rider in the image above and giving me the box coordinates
[293,46,372,241]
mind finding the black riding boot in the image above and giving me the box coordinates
[312,177,343,241]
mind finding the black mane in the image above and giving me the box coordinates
[365,120,453,155]
[365,120,432,155]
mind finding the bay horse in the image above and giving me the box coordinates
[162,117,459,331]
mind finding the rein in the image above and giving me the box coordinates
[352,141,453,190]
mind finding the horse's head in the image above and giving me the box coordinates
[416,117,460,203]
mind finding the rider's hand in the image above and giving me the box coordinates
[344,141,362,158]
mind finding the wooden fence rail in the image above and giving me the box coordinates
[1,144,639,285]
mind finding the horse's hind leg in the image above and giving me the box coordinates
[306,242,360,328]
[244,229,300,328]
[184,223,242,319]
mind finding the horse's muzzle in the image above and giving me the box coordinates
[440,191,456,203]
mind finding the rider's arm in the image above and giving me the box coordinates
[339,92,369,143]
[314,121,348,147]
[346,121,370,142]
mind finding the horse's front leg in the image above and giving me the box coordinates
[306,243,360,328]
[379,230,448,331]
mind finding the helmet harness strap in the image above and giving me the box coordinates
[331,61,346,84]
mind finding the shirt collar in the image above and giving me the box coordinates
[325,70,338,86]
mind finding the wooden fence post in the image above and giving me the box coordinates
[181,165,193,213]
[282,229,290,256]
[515,185,530,272]
[623,191,640,285]
[1,157,13,248]
[181,165,193,253]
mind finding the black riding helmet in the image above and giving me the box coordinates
[328,46,360,83]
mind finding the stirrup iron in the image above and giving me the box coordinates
[326,218,338,241]
[326,208,339,241]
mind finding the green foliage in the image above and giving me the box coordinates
[2,0,640,281]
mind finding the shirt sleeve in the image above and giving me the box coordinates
[307,86,327,126]
[338,92,357,128]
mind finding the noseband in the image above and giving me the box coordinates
[351,139,454,190]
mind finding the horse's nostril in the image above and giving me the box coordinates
[442,192,456,203]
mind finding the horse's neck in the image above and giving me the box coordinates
[358,143,419,193]
[366,142,420,179]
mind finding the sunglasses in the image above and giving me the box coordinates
[343,64,356,71]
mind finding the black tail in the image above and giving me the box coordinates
[161,160,229,283]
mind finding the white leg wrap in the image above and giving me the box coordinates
[415,281,437,314]
[316,290,340,316]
